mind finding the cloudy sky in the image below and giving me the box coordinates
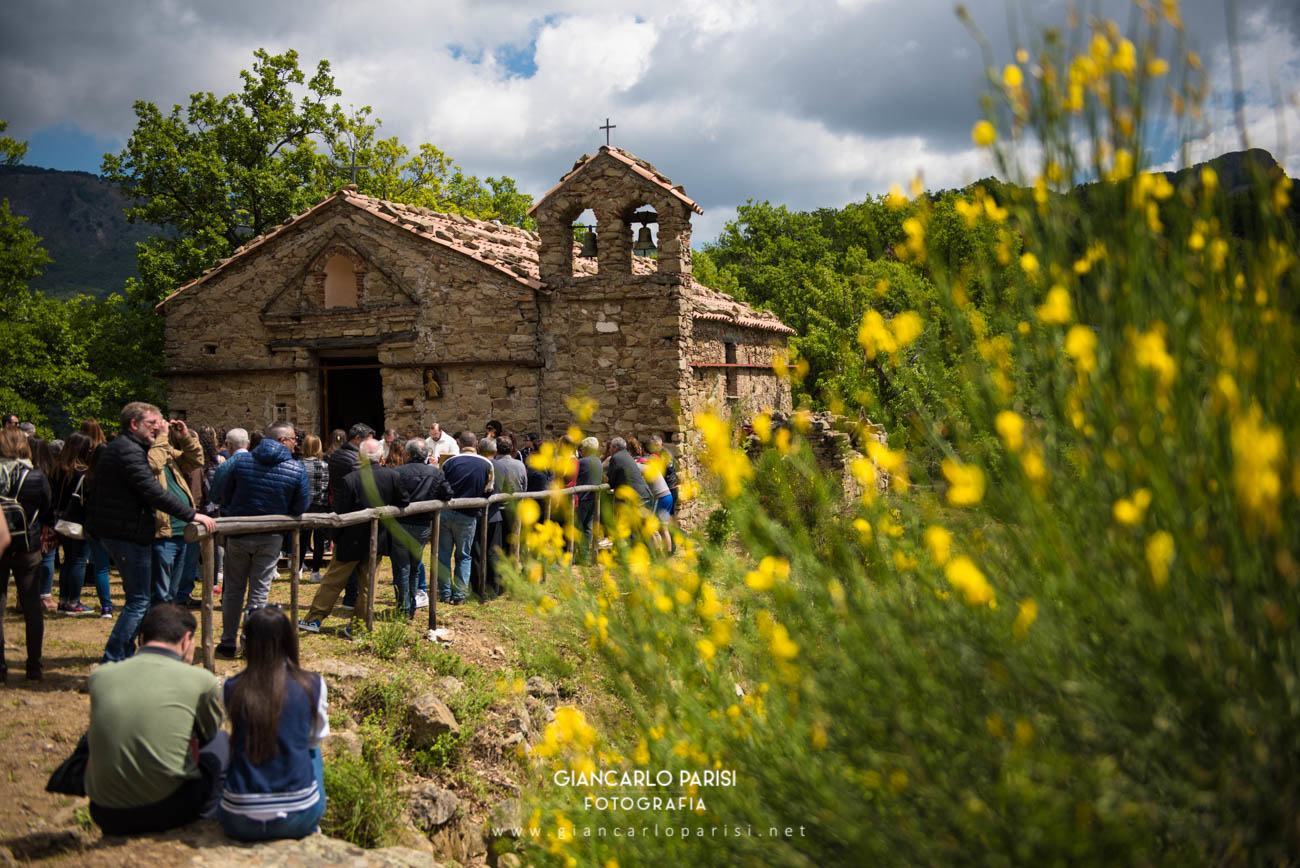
[2,0,1297,242]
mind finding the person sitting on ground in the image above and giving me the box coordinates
[0,429,53,681]
[438,432,493,605]
[299,438,408,636]
[86,603,227,836]
[605,436,654,511]
[85,403,216,663]
[389,440,452,619]
[209,422,310,659]
[219,607,328,841]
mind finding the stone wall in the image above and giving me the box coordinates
[162,199,544,436]
[532,149,700,447]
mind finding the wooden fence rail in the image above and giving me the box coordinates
[184,484,610,671]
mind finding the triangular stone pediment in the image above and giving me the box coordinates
[261,229,421,321]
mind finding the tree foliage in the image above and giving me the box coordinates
[2,50,536,433]
[103,49,533,305]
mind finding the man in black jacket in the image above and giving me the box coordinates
[325,423,373,610]
[299,439,407,636]
[86,402,217,663]
[388,440,453,619]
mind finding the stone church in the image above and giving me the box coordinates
[158,146,793,451]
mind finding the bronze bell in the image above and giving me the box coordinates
[579,227,598,258]
[632,225,656,257]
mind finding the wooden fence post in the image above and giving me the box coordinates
[201,533,216,672]
[429,509,441,632]
[479,505,489,598]
[289,527,302,626]
[592,490,601,565]
[365,518,379,632]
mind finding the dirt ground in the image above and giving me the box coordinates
[0,556,588,865]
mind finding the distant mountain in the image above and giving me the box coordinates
[0,164,161,299]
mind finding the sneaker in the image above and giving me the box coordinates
[341,624,353,640]
[337,603,354,614]
[297,619,321,634]
[309,571,322,584]
[100,605,113,619]
[214,643,238,660]
[415,590,429,609]
[60,602,93,616]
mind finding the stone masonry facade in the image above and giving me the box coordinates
[159,146,793,506]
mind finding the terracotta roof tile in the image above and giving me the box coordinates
[528,146,703,217]
[156,190,793,336]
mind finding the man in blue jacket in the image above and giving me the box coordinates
[209,422,309,658]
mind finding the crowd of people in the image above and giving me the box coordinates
[1,402,680,843]
[1,404,678,676]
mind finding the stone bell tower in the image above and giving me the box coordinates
[531,145,704,444]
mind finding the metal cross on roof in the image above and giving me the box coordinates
[333,145,373,184]
[600,117,616,146]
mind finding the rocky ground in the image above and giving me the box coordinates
[0,561,604,866]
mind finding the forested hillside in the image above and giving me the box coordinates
[0,164,158,298]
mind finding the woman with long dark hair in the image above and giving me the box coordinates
[79,419,106,450]
[219,607,328,840]
[53,433,110,615]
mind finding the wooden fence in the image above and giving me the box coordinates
[182,484,609,672]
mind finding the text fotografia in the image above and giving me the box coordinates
[553,768,738,812]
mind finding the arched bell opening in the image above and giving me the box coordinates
[572,208,600,275]
[625,203,660,274]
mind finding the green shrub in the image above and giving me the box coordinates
[352,672,415,741]
[321,719,404,848]
[510,7,1300,866]
[358,617,415,661]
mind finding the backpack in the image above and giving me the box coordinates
[1,465,33,554]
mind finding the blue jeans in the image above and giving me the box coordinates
[437,511,477,602]
[219,749,325,841]
[86,536,112,607]
[58,537,88,604]
[39,547,56,597]
[417,560,427,593]
[59,537,112,605]
[389,522,429,618]
[174,540,200,602]
[152,537,188,605]
[100,538,153,662]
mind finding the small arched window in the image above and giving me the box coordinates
[323,254,358,308]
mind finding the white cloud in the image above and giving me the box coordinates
[0,0,1296,242]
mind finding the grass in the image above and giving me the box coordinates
[321,719,405,848]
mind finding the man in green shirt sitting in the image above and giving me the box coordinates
[86,603,227,836]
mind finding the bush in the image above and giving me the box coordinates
[510,6,1300,865]
[321,719,405,848]
[357,617,415,661]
